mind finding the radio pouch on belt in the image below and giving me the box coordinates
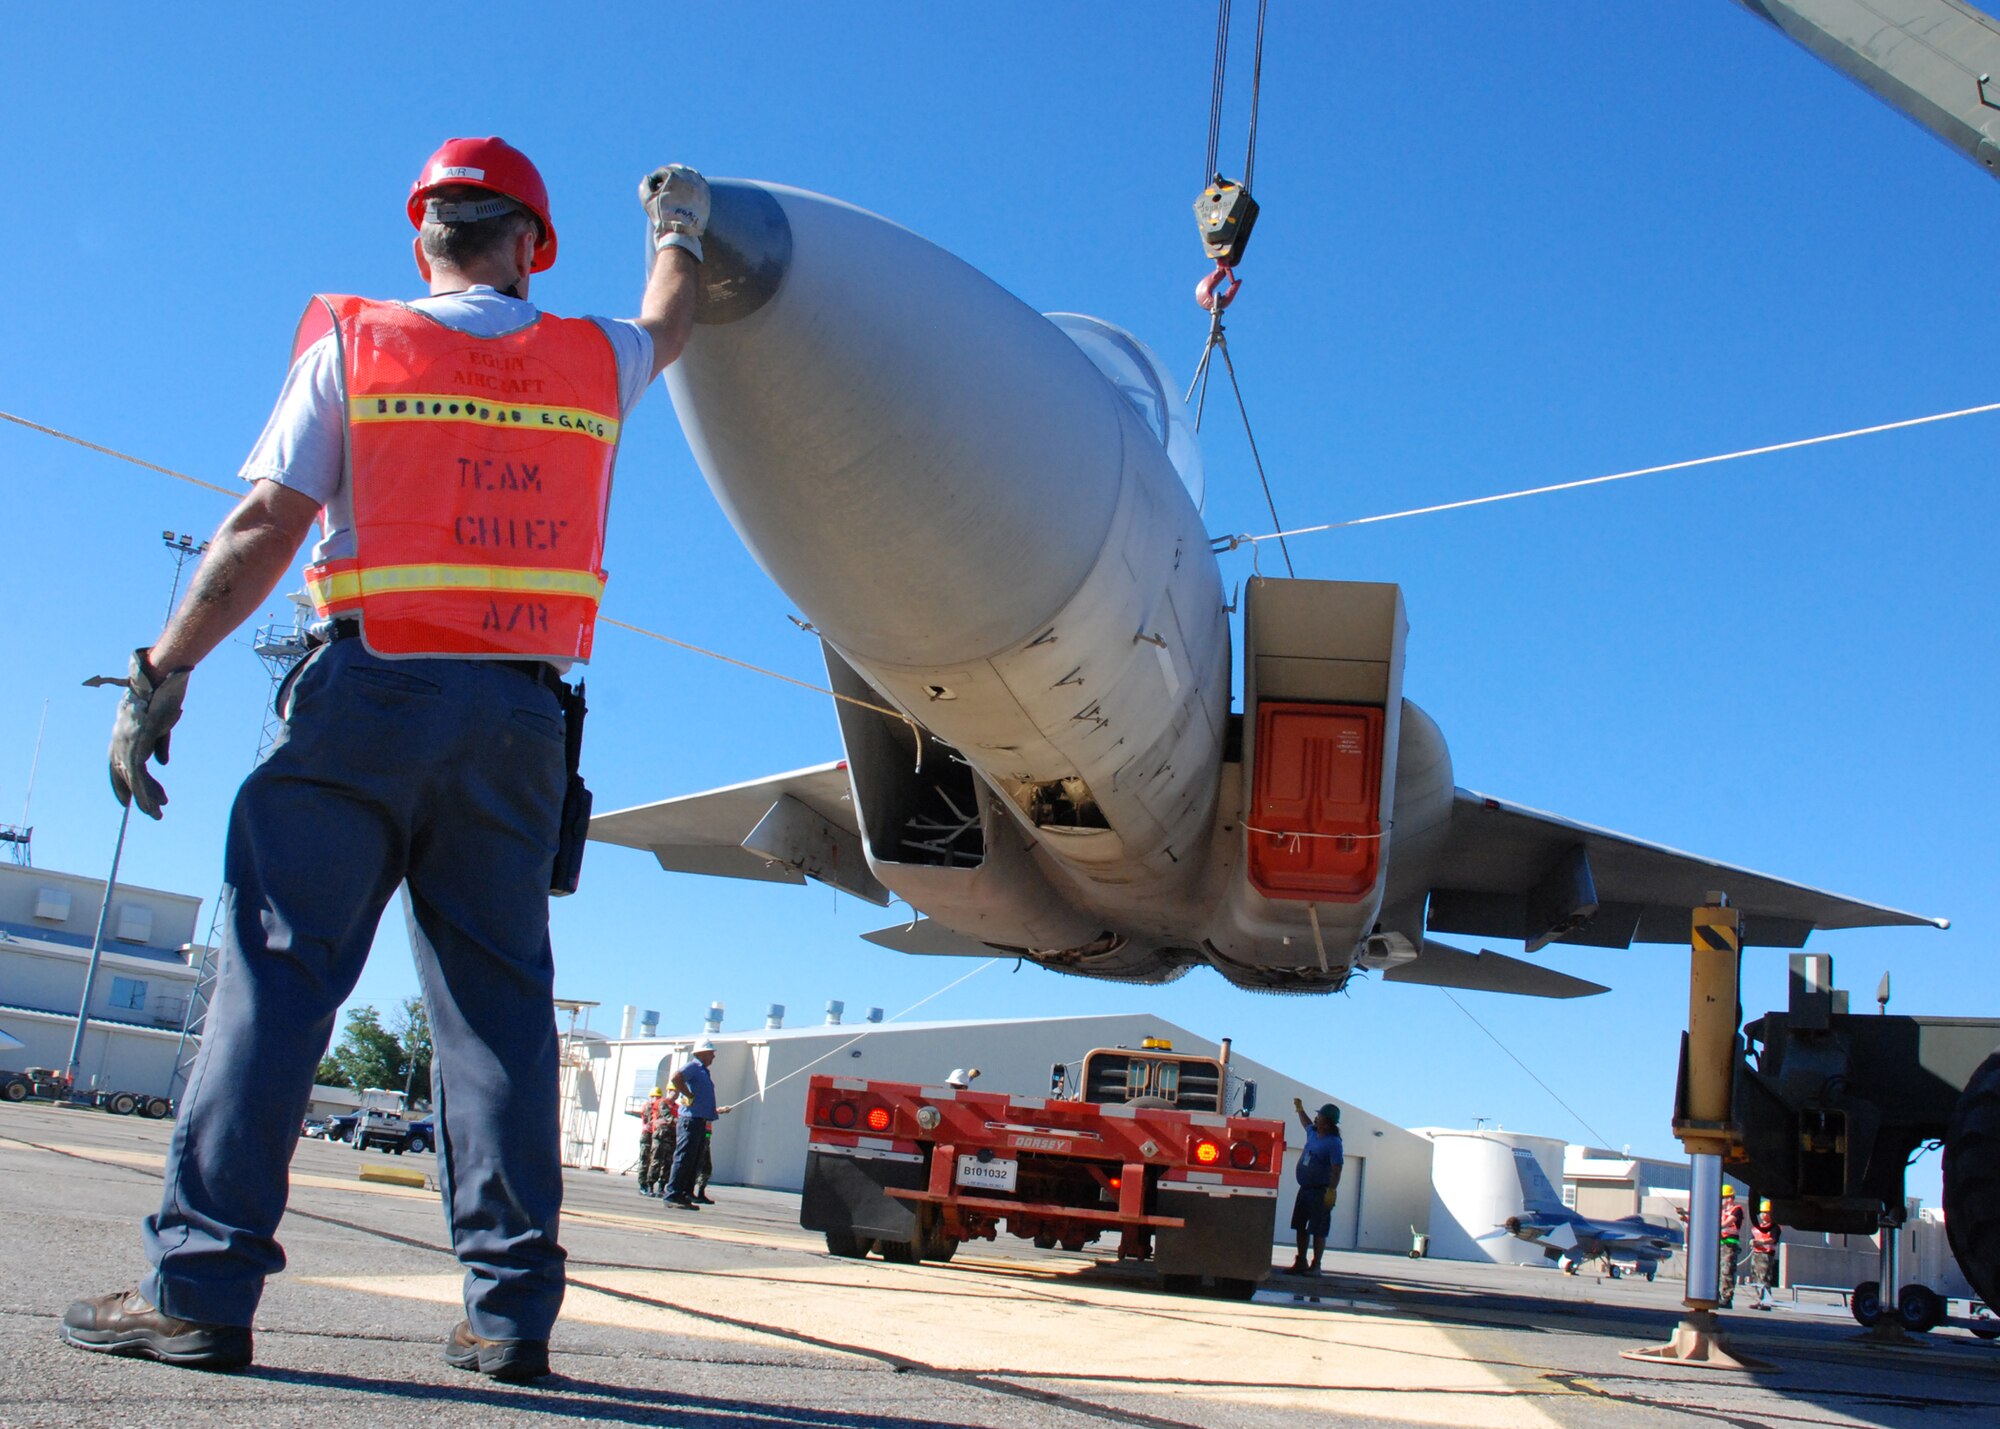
[551,678,592,897]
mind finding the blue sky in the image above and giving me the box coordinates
[2,4,1992,1201]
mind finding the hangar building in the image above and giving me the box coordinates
[0,863,203,1097]
[556,1010,1434,1255]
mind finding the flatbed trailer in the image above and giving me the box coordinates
[800,1040,1285,1297]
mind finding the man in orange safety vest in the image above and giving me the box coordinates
[62,137,709,1384]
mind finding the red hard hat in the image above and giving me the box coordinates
[408,137,558,273]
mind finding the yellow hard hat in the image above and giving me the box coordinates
[1759,1199,1771,1213]
[651,1087,662,1096]
[1721,1184,1735,1197]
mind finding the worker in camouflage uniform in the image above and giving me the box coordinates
[633,1088,667,1197]
[645,1090,679,1196]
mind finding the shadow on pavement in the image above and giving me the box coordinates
[244,1366,973,1429]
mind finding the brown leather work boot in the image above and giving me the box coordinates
[444,1319,550,1382]
[59,1290,253,1370]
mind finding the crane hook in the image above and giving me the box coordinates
[1196,265,1242,312]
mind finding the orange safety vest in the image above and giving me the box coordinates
[294,294,620,661]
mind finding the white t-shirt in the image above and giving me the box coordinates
[240,286,654,568]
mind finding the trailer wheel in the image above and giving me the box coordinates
[1897,1284,1945,1334]
[1944,1048,2000,1320]
[1970,1306,2000,1341]
[824,1230,873,1259]
[4,1078,29,1102]
[913,1208,958,1263]
[1850,1280,1882,1327]
[877,1239,919,1265]
[141,1097,171,1120]
[108,1092,138,1116]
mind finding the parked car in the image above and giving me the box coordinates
[325,1091,433,1154]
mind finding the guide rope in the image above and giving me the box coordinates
[0,406,928,750]
[0,409,237,496]
[1210,398,2000,553]
[719,958,999,1111]
[1441,989,1613,1149]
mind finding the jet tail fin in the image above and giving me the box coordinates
[1511,1147,1569,1217]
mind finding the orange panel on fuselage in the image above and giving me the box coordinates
[1247,702,1384,901]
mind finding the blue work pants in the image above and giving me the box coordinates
[141,637,569,1339]
[667,1114,711,1199]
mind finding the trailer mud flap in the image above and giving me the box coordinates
[1153,1186,1277,1281]
[801,1147,927,1242]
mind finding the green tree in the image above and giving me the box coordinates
[314,1054,352,1089]
[326,1006,403,1093]
[389,996,433,1106]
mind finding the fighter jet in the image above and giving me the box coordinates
[590,181,1943,997]
[1496,1147,1684,1280]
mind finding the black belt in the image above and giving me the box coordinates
[325,619,563,691]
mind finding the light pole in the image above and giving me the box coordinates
[65,533,210,1096]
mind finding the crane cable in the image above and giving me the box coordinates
[1189,0,1293,575]
[1203,0,1232,185]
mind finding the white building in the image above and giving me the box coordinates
[0,862,205,1097]
[1562,1144,1690,1224]
[558,1010,1435,1254]
[1417,1129,1570,1265]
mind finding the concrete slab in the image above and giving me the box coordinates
[3,1102,1997,1427]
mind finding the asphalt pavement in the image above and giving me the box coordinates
[4,1101,1997,1428]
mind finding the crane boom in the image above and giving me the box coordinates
[1731,0,2000,178]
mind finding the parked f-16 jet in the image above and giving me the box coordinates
[1495,1148,1684,1280]
[589,173,1944,998]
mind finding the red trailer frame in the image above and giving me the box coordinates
[800,1056,1285,1296]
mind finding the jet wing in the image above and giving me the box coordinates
[590,761,890,905]
[1426,790,1948,950]
[1382,940,1608,999]
[860,918,1003,958]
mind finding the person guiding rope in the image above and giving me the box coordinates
[665,1041,728,1210]
[62,138,710,1382]
[1287,1098,1344,1276]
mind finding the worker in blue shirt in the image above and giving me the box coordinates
[1288,1098,1344,1275]
[664,1041,728,1209]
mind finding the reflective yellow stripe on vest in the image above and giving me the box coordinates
[348,395,620,445]
[309,564,606,606]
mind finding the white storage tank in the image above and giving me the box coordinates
[1419,1129,1568,1266]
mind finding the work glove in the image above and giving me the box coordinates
[107,648,191,820]
[640,164,710,262]
[1322,1187,1338,1210]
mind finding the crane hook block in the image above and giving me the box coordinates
[1194,175,1259,267]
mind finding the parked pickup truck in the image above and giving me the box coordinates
[326,1089,434,1154]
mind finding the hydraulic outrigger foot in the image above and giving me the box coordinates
[1623,897,1779,1374]
[1624,1310,1776,1372]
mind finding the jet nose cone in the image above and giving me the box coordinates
[668,182,1121,667]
